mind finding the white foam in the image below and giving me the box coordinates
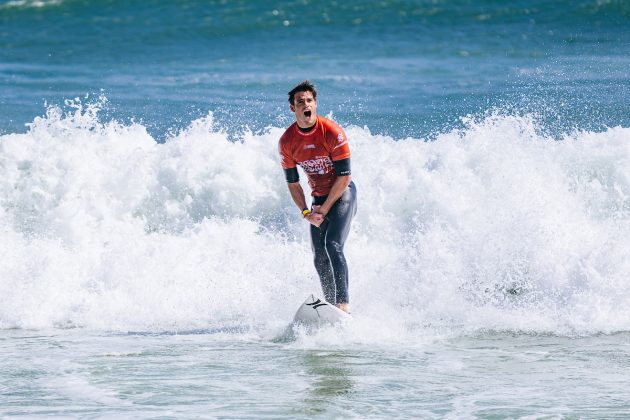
[1,102,630,337]
[0,0,63,9]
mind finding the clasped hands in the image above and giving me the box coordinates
[305,205,327,228]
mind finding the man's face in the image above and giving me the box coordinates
[291,90,317,128]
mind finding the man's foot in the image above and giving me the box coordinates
[336,303,350,313]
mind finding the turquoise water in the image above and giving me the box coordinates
[2,0,630,418]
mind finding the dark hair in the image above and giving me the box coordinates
[288,80,317,105]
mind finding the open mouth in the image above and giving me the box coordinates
[304,110,312,118]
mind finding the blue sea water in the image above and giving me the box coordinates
[2,0,629,138]
[2,0,630,418]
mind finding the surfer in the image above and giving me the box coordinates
[278,80,357,314]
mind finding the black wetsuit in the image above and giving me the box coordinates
[310,181,357,304]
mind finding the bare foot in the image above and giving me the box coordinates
[336,303,350,313]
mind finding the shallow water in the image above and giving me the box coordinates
[3,328,630,418]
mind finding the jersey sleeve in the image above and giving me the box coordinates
[325,120,351,161]
[278,135,296,170]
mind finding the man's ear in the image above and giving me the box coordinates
[289,103,296,113]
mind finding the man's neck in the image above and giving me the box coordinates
[297,122,316,132]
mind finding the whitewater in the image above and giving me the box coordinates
[2,99,630,336]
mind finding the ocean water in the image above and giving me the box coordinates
[2,0,630,418]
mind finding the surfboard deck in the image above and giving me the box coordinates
[292,294,350,326]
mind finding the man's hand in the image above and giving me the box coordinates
[305,211,325,227]
[312,205,325,215]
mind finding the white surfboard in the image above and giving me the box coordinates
[293,294,349,326]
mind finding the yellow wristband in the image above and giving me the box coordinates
[302,209,311,217]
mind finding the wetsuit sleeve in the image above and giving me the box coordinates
[333,158,351,176]
[284,167,299,183]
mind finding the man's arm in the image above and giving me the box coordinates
[314,175,352,216]
[287,182,308,212]
[287,182,323,227]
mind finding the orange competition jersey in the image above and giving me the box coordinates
[278,116,351,197]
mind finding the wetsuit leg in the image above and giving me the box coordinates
[310,182,357,304]
[310,226,336,303]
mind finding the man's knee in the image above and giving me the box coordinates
[325,238,343,257]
